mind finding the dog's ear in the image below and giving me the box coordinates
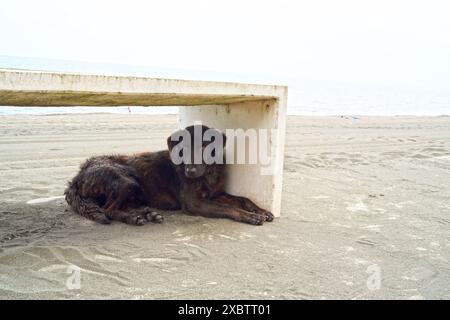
[167,129,184,151]
[167,135,175,151]
[205,128,226,148]
[214,129,226,148]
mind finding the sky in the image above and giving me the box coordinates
[1,0,450,90]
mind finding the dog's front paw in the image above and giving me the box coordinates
[249,208,274,222]
[91,212,111,225]
[260,210,274,222]
[240,211,265,226]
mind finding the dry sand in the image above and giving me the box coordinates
[0,114,449,299]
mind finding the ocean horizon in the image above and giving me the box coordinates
[1,56,449,116]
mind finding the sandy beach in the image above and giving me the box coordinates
[0,113,449,299]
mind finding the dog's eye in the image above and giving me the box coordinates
[202,142,208,147]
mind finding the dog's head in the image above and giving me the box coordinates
[167,124,226,179]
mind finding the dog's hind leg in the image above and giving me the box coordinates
[64,187,110,224]
[138,207,164,223]
[78,201,111,224]
[105,210,146,226]
[105,207,163,226]
[102,180,164,225]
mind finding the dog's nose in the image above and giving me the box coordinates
[186,167,197,174]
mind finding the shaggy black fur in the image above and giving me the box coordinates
[65,125,274,226]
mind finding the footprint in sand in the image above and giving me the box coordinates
[411,154,430,159]
[356,238,378,247]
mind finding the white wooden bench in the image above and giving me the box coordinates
[0,69,287,217]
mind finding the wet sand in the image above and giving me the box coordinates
[0,114,449,299]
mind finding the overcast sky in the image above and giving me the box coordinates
[1,0,450,89]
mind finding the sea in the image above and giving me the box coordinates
[1,56,449,116]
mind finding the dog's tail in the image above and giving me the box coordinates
[64,183,110,224]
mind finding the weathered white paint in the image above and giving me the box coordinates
[0,69,287,217]
[179,99,287,217]
[0,69,284,106]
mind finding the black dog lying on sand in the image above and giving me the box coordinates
[65,124,274,226]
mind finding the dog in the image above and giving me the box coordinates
[65,124,274,226]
